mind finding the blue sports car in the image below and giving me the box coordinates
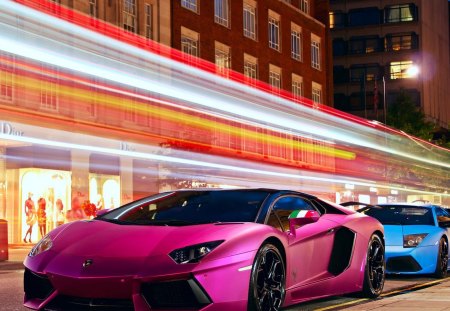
[342,202,450,278]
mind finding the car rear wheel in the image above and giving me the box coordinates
[433,237,448,279]
[361,234,385,298]
[248,243,285,311]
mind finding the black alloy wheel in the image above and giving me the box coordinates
[248,243,285,311]
[433,237,448,278]
[361,234,385,298]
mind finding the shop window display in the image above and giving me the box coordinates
[20,169,70,243]
[89,174,120,212]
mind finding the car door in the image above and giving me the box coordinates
[267,195,338,290]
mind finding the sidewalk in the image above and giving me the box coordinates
[0,244,31,270]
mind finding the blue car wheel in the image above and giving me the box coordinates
[433,237,448,278]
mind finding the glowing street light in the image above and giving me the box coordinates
[405,65,420,78]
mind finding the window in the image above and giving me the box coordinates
[348,7,380,26]
[181,0,198,13]
[89,0,97,17]
[390,61,416,79]
[312,82,322,104]
[0,52,13,102]
[244,53,258,81]
[385,4,417,23]
[123,0,136,33]
[291,23,302,61]
[329,11,346,29]
[181,27,199,57]
[333,66,349,83]
[349,36,381,54]
[350,64,381,82]
[268,10,280,51]
[269,64,281,89]
[385,32,418,52]
[124,92,137,122]
[243,0,257,40]
[145,4,153,40]
[268,196,316,232]
[40,66,58,111]
[299,0,309,15]
[215,0,229,27]
[311,34,321,70]
[291,74,303,98]
[332,38,347,56]
[215,41,231,76]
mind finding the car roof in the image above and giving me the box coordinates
[163,188,318,200]
[376,202,437,209]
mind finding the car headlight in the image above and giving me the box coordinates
[29,235,53,257]
[403,233,428,248]
[169,240,224,264]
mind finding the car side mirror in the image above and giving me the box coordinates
[96,209,110,217]
[288,210,320,234]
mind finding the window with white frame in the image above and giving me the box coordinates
[291,23,302,61]
[215,41,231,75]
[40,65,58,111]
[291,74,303,98]
[243,53,258,81]
[123,0,136,33]
[299,0,309,15]
[243,0,257,40]
[181,27,199,57]
[0,52,13,102]
[89,0,97,17]
[269,64,282,89]
[268,10,280,51]
[181,0,198,13]
[312,82,322,104]
[145,4,153,40]
[311,34,321,70]
[215,0,229,27]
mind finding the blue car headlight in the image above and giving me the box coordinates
[29,235,53,257]
[403,233,428,248]
[169,240,224,264]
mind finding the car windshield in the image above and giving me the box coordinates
[364,205,434,226]
[98,190,270,225]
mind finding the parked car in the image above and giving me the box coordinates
[24,189,385,311]
[342,202,450,278]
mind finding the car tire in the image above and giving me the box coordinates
[361,234,385,298]
[248,243,285,311]
[433,237,448,279]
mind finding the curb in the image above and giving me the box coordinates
[0,261,24,271]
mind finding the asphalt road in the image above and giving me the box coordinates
[0,264,445,311]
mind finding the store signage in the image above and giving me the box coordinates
[120,142,135,151]
[0,121,24,136]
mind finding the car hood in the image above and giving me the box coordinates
[25,219,264,277]
[384,224,439,246]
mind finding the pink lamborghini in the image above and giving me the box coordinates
[24,189,385,311]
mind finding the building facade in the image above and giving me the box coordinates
[64,0,333,107]
[330,0,450,129]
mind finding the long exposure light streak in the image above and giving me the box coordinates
[0,132,446,197]
[1,1,448,169]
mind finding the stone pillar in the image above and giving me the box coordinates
[120,157,133,205]
[0,147,6,220]
[70,150,90,208]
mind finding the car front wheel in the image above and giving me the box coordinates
[433,237,448,278]
[361,234,385,298]
[248,243,285,311]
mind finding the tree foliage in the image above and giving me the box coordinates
[386,89,435,141]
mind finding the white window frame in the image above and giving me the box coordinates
[269,64,282,89]
[312,82,322,104]
[243,0,257,40]
[291,74,303,98]
[123,0,136,33]
[215,41,231,76]
[181,0,198,13]
[243,53,258,82]
[181,26,199,57]
[268,10,280,51]
[215,0,229,27]
[299,0,309,15]
[311,34,321,70]
[291,23,302,61]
